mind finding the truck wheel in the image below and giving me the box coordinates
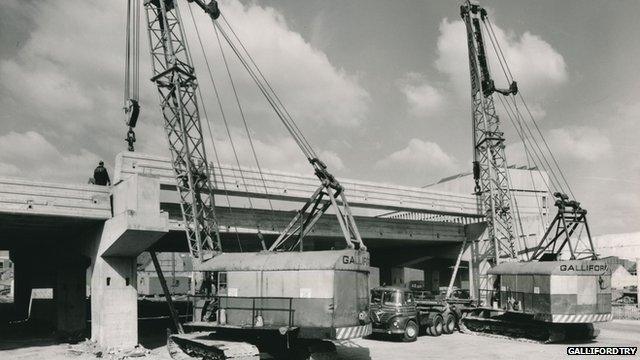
[425,325,432,336]
[430,315,444,337]
[402,320,419,342]
[443,313,456,334]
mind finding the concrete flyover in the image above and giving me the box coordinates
[0,151,485,348]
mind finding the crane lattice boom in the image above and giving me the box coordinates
[462,1,518,264]
[144,0,221,259]
[461,1,519,297]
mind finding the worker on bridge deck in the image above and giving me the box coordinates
[93,161,111,186]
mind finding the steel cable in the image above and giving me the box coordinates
[485,17,575,198]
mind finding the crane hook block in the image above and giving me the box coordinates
[206,1,221,19]
[126,128,136,152]
[126,99,140,128]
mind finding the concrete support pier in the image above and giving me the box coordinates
[54,258,89,337]
[11,253,33,322]
[86,173,168,348]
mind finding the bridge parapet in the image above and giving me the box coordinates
[0,176,111,219]
[115,152,482,220]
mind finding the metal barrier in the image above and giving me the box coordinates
[188,294,296,328]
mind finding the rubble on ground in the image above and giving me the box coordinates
[68,339,152,359]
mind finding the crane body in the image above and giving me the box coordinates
[135,0,371,358]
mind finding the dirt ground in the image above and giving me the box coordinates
[1,320,638,360]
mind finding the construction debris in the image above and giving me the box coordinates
[67,340,151,360]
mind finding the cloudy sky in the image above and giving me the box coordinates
[0,0,638,236]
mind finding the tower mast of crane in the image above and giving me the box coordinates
[461,1,519,294]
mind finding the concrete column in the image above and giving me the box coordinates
[91,256,138,348]
[86,173,168,349]
[55,260,88,337]
[12,257,32,321]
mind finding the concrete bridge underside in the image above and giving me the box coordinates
[0,152,485,348]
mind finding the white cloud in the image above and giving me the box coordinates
[375,139,458,184]
[398,72,445,117]
[186,0,370,127]
[434,18,567,99]
[0,0,368,183]
[507,125,612,168]
[547,126,612,162]
[319,150,345,171]
[0,131,101,182]
[200,127,344,176]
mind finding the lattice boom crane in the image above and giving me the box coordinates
[460,1,519,293]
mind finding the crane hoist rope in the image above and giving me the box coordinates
[186,4,265,251]
[477,9,596,261]
[134,0,365,258]
[481,15,574,199]
[124,0,142,152]
[186,2,280,248]
[187,0,366,253]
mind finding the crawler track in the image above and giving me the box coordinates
[461,313,600,343]
[168,332,259,360]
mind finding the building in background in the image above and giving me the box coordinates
[137,252,193,296]
[594,232,640,260]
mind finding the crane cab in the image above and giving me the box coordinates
[487,260,612,323]
[192,249,372,340]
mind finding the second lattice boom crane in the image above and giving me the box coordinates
[457,0,610,342]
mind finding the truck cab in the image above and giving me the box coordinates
[369,286,420,341]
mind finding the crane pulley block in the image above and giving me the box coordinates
[188,0,220,20]
[125,99,140,128]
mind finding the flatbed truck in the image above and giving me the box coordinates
[369,286,467,342]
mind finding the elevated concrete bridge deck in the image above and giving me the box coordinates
[0,152,485,348]
[117,152,481,220]
[0,152,483,250]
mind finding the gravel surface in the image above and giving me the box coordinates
[1,320,638,360]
